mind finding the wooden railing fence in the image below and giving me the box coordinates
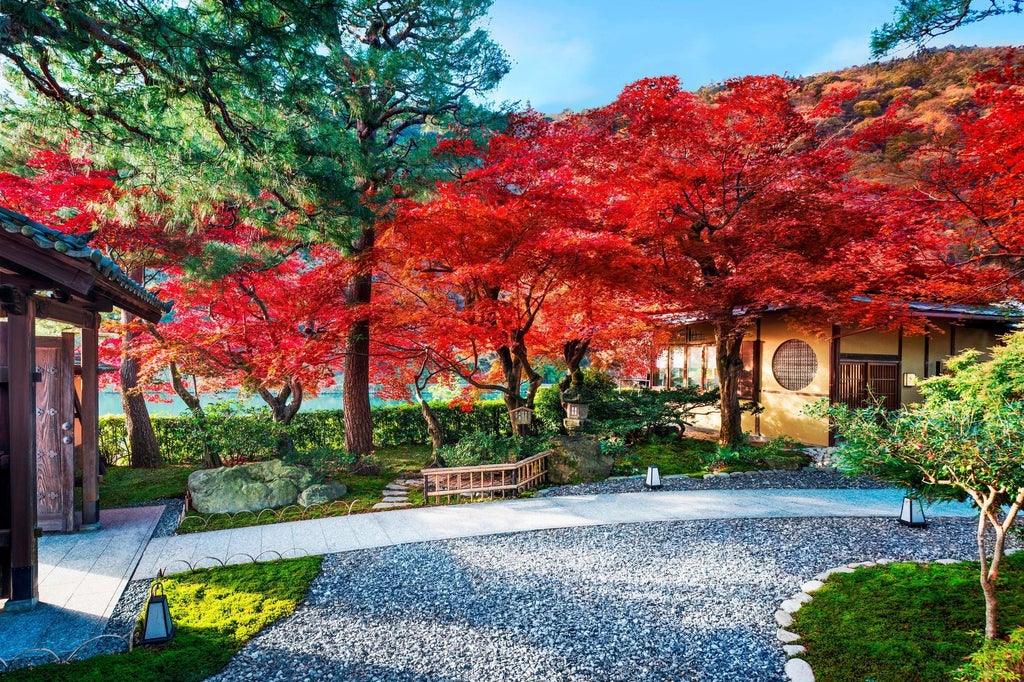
[421,451,549,504]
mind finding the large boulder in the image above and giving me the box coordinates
[188,459,319,514]
[546,435,612,485]
[297,482,348,507]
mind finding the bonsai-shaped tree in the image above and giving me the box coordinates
[819,331,1024,639]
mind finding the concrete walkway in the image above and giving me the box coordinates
[134,488,976,579]
[0,505,163,662]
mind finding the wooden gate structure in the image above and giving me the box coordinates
[0,207,167,612]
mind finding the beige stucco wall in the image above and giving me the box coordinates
[755,317,832,446]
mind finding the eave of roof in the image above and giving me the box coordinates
[0,206,170,319]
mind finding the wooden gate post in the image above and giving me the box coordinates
[6,294,38,610]
[81,316,101,529]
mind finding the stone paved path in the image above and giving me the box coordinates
[134,488,977,579]
[0,506,163,662]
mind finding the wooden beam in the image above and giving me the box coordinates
[33,296,98,328]
[6,295,37,609]
[81,318,101,529]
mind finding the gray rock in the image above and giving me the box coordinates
[783,644,807,656]
[297,482,348,507]
[777,628,801,643]
[775,610,793,627]
[800,580,825,594]
[785,657,815,682]
[188,460,317,514]
[780,599,804,614]
[545,435,611,485]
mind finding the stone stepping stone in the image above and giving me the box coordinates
[372,502,412,510]
[384,483,409,492]
[381,496,409,503]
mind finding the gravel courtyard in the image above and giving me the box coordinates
[207,515,993,682]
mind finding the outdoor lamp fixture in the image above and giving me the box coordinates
[140,576,175,645]
[645,465,662,490]
[511,407,534,426]
[898,496,927,527]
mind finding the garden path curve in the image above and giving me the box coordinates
[133,487,975,579]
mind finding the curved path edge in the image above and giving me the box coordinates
[133,488,975,579]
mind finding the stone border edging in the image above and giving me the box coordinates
[776,548,1023,682]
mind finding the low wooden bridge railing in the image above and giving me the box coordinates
[421,451,549,504]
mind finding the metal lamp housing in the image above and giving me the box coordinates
[140,583,175,645]
[645,465,662,490]
[898,496,927,527]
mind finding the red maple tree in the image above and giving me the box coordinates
[380,114,644,436]
[598,75,987,446]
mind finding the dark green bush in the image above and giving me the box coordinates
[99,400,511,465]
[437,431,549,467]
[535,370,719,443]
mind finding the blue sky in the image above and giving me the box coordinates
[483,0,1024,112]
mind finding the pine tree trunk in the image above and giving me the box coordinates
[343,269,377,472]
[715,323,747,448]
[121,307,161,468]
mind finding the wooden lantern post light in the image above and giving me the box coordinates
[0,207,168,612]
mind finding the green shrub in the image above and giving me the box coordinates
[537,370,719,443]
[437,431,548,467]
[958,627,1024,682]
[100,400,511,466]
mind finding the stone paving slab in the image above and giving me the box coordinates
[135,489,976,578]
[0,505,164,660]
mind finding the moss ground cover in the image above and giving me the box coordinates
[100,465,198,508]
[792,552,1024,682]
[613,438,809,476]
[4,557,322,682]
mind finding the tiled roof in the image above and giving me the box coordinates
[0,206,170,313]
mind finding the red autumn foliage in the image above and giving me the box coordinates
[379,113,649,435]
[595,75,994,445]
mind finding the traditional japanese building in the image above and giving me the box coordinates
[0,206,168,612]
[652,304,1023,445]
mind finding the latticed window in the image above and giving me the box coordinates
[771,339,818,391]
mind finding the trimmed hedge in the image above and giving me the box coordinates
[99,401,512,465]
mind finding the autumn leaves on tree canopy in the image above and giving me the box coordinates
[1,8,1021,453]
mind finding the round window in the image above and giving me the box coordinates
[771,340,818,391]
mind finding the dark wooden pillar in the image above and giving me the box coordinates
[80,315,101,529]
[6,294,37,610]
[828,324,841,447]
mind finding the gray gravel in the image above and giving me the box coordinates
[207,516,1003,682]
[148,497,185,538]
[95,499,182,651]
[540,469,889,497]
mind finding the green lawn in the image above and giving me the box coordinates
[4,557,322,682]
[791,552,1024,682]
[101,465,198,508]
[613,438,809,476]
